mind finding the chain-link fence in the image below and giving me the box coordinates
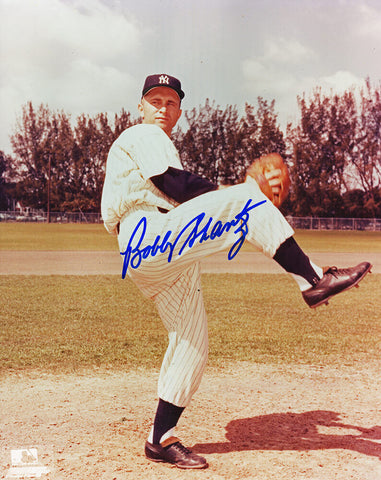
[1,211,380,231]
[286,216,381,231]
[0,211,102,223]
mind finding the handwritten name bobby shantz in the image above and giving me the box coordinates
[120,199,267,278]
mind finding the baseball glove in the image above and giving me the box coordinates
[246,153,290,207]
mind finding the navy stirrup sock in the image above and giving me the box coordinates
[273,237,320,287]
[152,398,185,444]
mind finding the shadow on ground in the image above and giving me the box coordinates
[193,410,381,459]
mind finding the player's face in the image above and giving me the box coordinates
[138,87,182,136]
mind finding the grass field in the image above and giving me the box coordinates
[0,273,380,374]
[0,223,116,251]
[0,223,380,375]
[1,222,381,252]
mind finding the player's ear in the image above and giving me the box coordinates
[138,101,144,120]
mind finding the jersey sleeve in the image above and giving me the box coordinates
[150,167,218,203]
[125,124,183,178]
[101,124,183,235]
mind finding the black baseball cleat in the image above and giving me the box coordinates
[145,437,208,469]
[302,262,372,308]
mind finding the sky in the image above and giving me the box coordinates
[1,0,380,155]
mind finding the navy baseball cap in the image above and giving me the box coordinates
[142,74,185,100]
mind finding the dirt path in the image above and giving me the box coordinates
[1,251,380,275]
[1,252,380,478]
[1,363,380,479]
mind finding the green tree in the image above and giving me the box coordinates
[113,108,139,139]
[44,110,76,212]
[348,79,381,216]
[243,98,286,160]
[178,99,285,186]
[10,102,52,210]
[287,89,357,216]
[287,80,381,217]
[0,150,12,210]
[179,100,244,184]
[10,102,79,214]
[240,98,287,204]
[65,112,113,212]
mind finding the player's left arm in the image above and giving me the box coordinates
[150,167,218,203]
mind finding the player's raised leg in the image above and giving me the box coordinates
[120,179,372,308]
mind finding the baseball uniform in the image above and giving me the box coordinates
[101,122,294,407]
[101,74,372,471]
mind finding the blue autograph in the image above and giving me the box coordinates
[120,198,266,278]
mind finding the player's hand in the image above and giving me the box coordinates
[264,169,282,196]
[245,153,290,207]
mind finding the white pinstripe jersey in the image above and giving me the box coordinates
[101,124,182,236]
[101,123,296,409]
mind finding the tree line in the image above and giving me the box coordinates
[0,78,380,218]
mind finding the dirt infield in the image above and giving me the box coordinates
[1,251,380,479]
[1,363,380,480]
[1,250,381,274]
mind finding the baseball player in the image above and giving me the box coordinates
[101,74,371,469]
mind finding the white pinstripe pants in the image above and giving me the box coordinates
[118,179,294,407]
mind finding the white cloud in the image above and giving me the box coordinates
[58,59,136,115]
[242,58,296,97]
[242,37,315,96]
[0,0,141,63]
[319,71,367,94]
[0,0,143,152]
[263,37,313,65]
[241,35,368,129]
[355,3,381,39]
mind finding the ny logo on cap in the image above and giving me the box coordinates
[159,75,170,85]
